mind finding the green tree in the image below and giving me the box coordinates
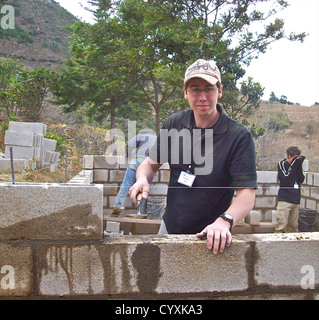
[1,66,58,122]
[269,91,278,102]
[0,57,23,120]
[279,95,288,104]
[62,0,306,133]
[53,22,151,131]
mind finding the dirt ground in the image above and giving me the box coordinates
[0,165,76,184]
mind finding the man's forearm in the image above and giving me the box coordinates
[225,188,255,225]
[136,157,162,183]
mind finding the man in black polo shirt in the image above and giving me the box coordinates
[129,59,257,254]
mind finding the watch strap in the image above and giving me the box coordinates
[219,213,233,231]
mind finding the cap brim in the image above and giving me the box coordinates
[184,74,219,86]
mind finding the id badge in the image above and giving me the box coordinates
[177,171,196,187]
[294,183,299,189]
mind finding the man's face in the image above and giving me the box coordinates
[184,78,223,118]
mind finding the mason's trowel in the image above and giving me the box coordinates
[136,192,143,214]
[135,192,147,218]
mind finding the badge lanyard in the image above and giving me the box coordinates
[278,158,299,189]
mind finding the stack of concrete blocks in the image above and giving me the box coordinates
[67,155,94,184]
[0,121,60,172]
[42,138,59,172]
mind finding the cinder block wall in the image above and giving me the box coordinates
[80,156,319,221]
[1,157,319,299]
[81,156,170,217]
[1,230,319,299]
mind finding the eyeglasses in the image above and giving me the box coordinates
[187,87,217,97]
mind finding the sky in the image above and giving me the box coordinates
[56,0,319,106]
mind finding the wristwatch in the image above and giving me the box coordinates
[219,213,233,232]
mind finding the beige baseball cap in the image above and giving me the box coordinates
[184,59,221,86]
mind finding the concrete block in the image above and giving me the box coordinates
[310,188,319,201]
[70,170,93,184]
[0,243,33,297]
[313,173,319,186]
[264,185,279,196]
[43,138,56,152]
[9,121,46,135]
[44,151,59,163]
[257,171,278,183]
[262,210,272,222]
[84,170,94,184]
[5,145,35,160]
[103,183,119,196]
[254,233,319,287]
[301,186,310,198]
[44,151,52,163]
[68,178,86,184]
[35,134,44,148]
[254,196,277,208]
[0,159,28,172]
[106,221,120,232]
[4,131,35,147]
[271,210,277,224]
[109,170,125,182]
[94,156,120,169]
[94,169,108,183]
[51,152,60,163]
[255,186,263,196]
[157,237,249,294]
[306,172,313,185]
[119,162,128,169]
[245,210,261,225]
[306,199,317,210]
[0,183,104,240]
[34,147,41,159]
[83,155,94,169]
[103,196,108,208]
[37,245,105,296]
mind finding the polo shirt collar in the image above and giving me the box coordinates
[181,104,228,134]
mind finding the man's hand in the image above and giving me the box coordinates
[129,157,162,204]
[196,218,232,254]
[129,179,150,205]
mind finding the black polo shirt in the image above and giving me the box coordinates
[149,104,257,234]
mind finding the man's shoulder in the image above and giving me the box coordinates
[226,116,251,137]
[168,109,191,120]
[163,109,192,128]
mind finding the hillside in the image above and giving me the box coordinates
[0,0,79,69]
[250,101,319,172]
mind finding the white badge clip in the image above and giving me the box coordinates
[294,183,299,189]
[177,171,196,187]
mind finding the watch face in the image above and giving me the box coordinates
[224,213,233,220]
